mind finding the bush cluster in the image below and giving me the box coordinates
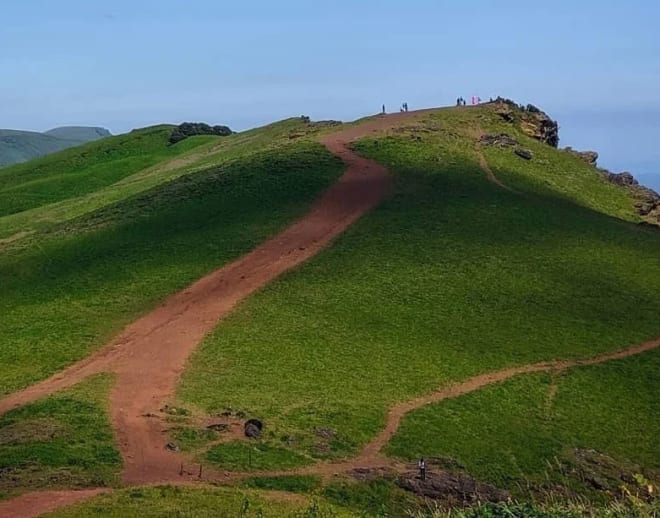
[169,122,232,145]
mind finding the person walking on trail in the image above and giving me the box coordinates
[404,102,409,112]
[382,104,386,115]
[418,458,426,481]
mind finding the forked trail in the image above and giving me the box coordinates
[0,112,423,486]
[1,111,659,516]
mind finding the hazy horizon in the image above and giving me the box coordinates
[2,0,658,188]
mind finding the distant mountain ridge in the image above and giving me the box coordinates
[0,126,111,167]
[44,126,111,142]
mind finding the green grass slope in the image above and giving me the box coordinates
[387,349,660,497]
[179,106,660,477]
[0,118,330,241]
[0,375,120,500]
[0,126,214,218]
[0,132,343,395]
[49,486,351,518]
[1,104,658,514]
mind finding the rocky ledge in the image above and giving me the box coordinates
[493,98,559,147]
[567,147,659,224]
[605,171,660,223]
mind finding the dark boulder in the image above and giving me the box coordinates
[244,419,263,438]
[515,148,534,160]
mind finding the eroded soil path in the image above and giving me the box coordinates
[0,490,108,518]
[1,111,659,516]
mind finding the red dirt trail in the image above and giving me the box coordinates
[357,337,660,460]
[0,490,108,518]
[1,111,659,516]
[111,122,397,485]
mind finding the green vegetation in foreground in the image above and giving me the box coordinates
[0,375,120,500]
[387,350,660,498]
[322,479,418,517]
[410,499,660,518]
[0,126,215,218]
[180,106,660,469]
[48,485,351,518]
[206,441,311,471]
[0,141,343,395]
[243,475,322,494]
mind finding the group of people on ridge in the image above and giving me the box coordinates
[381,102,409,114]
[457,95,482,106]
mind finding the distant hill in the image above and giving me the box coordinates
[0,126,111,167]
[44,126,111,142]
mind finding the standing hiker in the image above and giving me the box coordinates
[382,104,386,115]
[404,102,409,112]
[418,458,426,481]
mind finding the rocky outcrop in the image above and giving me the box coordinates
[605,171,637,187]
[480,133,518,147]
[603,171,660,224]
[493,99,559,147]
[397,469,509,506]
[565,147,599,166]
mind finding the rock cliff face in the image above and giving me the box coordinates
[604,171,660,224]
[489,98,658,227]
[565,147,599,166]
[562,146,659,225]
[493,99,559,147]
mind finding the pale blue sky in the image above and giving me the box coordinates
[1,0,659,187]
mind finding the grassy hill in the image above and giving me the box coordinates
[0,104,658,516]
[0,125,209,219]
[178,105,659,507]
[44,127,111,142]
[0,117,342,395]
[0,127,111,167]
